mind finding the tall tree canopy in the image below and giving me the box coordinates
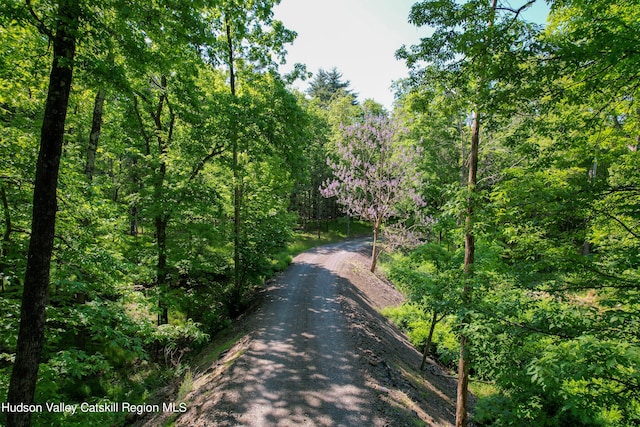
[398,1,543,424]
[0,0,311,425]
[307,67,358,106]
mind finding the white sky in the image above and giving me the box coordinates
[273,0,424,110]
[273,0,550,110]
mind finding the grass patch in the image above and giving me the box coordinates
[176,369,193,401]
[292,218,372,252]
[469,380,498,399]
[381,303,459,370]
[193,326,245,372]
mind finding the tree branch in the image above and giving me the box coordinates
[499,0,537,32]
[601,211,640,239]
[551,264,639,292]
[189,143,225,181]
[496,0,536,17]
[486,310,578,340]
[25,0,53,38]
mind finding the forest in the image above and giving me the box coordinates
[0,0,638,426]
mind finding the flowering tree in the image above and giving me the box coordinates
[321,114,424,272]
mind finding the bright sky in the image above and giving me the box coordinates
[273,0,423,110]
[273,0,550,110]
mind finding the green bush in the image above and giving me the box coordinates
[382,303,459,369]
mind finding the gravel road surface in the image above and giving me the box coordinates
[211,239,385,426]
[137,238,459,427]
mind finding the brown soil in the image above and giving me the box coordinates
[134,239,461,426]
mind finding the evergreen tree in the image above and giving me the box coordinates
[307,67,357,106]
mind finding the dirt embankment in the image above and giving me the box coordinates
[135,239,461,426]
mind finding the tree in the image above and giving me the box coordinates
[381,1,640,424]
[212,0,299,314]
[0,0,313,424]
[307,67,357,106]
[476,1,640,422]
[2,0,219,422]
[398,1,542,424]
[320,114,424,272]
[388,243,462,370]
[5,1,80,425]
[290,68,361,237]
[288,96,331,234]
[394,78,472,248]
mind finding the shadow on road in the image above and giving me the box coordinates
[337,265,459,426]
[163,239,458,426]
[206,260,384,426]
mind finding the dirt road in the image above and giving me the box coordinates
[139,238,459,426]
[210,239,386,426]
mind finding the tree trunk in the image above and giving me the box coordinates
[226,18,243,315]
[1,181,11,293]
[456,109,480,427]
[1,181,11,258]
[370,224,380,272]
[84,87,106,180]
[455,333,471,427]
[156,215,169,325]
[456,1,496,422]
[6,2,79,426]
[151,76,170,325]
[130,205,139,236]
[77,88,106,346]
[582,158,597,255]
[420,311,439,371]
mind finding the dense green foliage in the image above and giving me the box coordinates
[1,0,638,426]
[385,0,640,426]
[0,1,337,425]
[0,0,386,422]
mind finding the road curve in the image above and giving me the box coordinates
[209,238,386,426]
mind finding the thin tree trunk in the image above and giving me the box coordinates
[1,181,11,293]
[77,87,106,346]
[370,223,380,272]
[84,87,106,180]
[130,206,139,236]
[7,1,79,425]
[131,96,151,238]
[459,118,468,189]
[1,181,11,257]
[226,18,243,315]
[420,311,440,371]
[156,215,169,325]
[456,334,471,427]
[582,158,597,255]
[455,1,497,423]
[151,76,171,325]
[154,158,168,326]
[456,109,480,427]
